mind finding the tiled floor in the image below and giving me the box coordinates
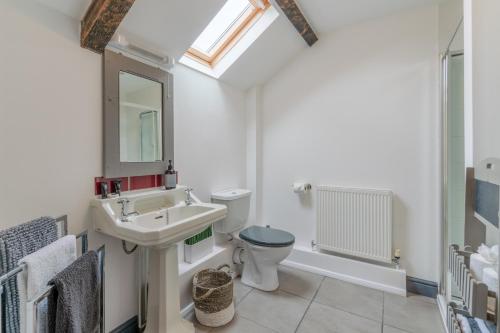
[187,266,445,333]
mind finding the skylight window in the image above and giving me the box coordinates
[185,0,270,68]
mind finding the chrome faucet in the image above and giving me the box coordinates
[185,188,194,206]
[117,198,139,222]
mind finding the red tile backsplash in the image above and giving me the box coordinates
[94,174,164,195]
[156,174,164,187]
[130,175,157,190]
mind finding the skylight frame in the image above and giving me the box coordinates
[185,0,271,68]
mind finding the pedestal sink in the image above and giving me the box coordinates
[91,186,227,333]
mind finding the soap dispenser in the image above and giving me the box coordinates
[165,160,177,190]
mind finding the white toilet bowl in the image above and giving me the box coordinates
[239,226,295,291]
[210,189,295,291]
[241,242,293,291]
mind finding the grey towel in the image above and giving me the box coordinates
[0,216,58,333]
[467,317,482,333]
[48,251,100,333]
[485,320,497,333]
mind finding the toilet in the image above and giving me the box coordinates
[211,189,295,291]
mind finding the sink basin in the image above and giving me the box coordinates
[92,185,227,333]
[133,205,214,230]
[91,185,227,248]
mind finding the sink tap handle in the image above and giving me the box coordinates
[117,198,130,216]
[112,179,122,196]
[185,188,194,205]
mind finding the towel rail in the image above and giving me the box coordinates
[0,215,70,286]
[0,215,105,333]
[447,302,467,333]
[448,244,496,321]
[0,215,76,286]
[0,266,24,286]
[55,215,68,238]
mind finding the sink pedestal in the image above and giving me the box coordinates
[157,244,194,333]
[91,187,227,333]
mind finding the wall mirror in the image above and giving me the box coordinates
[104,50,173,178]
[119,72,163,162]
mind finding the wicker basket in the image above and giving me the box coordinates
[192,264,234,327]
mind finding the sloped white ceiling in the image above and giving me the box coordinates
[222,0,443,89]
[300,0,444,34]
[32,0,443,90]
[32,0,91,19]
[219,14,305,89]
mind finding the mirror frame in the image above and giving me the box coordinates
[104,50,174,178]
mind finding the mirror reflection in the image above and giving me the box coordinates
[119,71,163,162]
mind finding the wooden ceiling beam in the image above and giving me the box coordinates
[81,0,135,54]
[274,0,318,47]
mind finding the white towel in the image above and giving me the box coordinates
[478,244,498,263]
[471,253,495,281]
[17,235,76,333]
[482,267,499,294]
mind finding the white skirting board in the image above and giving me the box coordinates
[282,246,407,296]
[436,294,450,333]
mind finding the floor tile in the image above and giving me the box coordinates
[195,323,212,333]
[210,313,277,333]
[314,278,383,322]
[233,278,252,305]
[383,325,410,333]
[278,266,324,300]
[297,302,382,333]
[383,293,445,333]
[406,292,436,304]
[237,289,310,333]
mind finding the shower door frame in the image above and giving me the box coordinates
[439,50,464,298]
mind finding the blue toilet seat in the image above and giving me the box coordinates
[239,226,295,248]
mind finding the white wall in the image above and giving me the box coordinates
[245,86,263,226]
[438,0,463,53]
[0,1,102,232]
[469,0,500,163]
[172,64,246,202]
[0,1,246,331]
[258,6,440,282]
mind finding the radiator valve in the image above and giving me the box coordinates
[392,249,401,269]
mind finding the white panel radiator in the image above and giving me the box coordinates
[316,186,393,263]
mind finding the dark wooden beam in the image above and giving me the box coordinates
[81,0,135,54]
[274,0,318,47]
